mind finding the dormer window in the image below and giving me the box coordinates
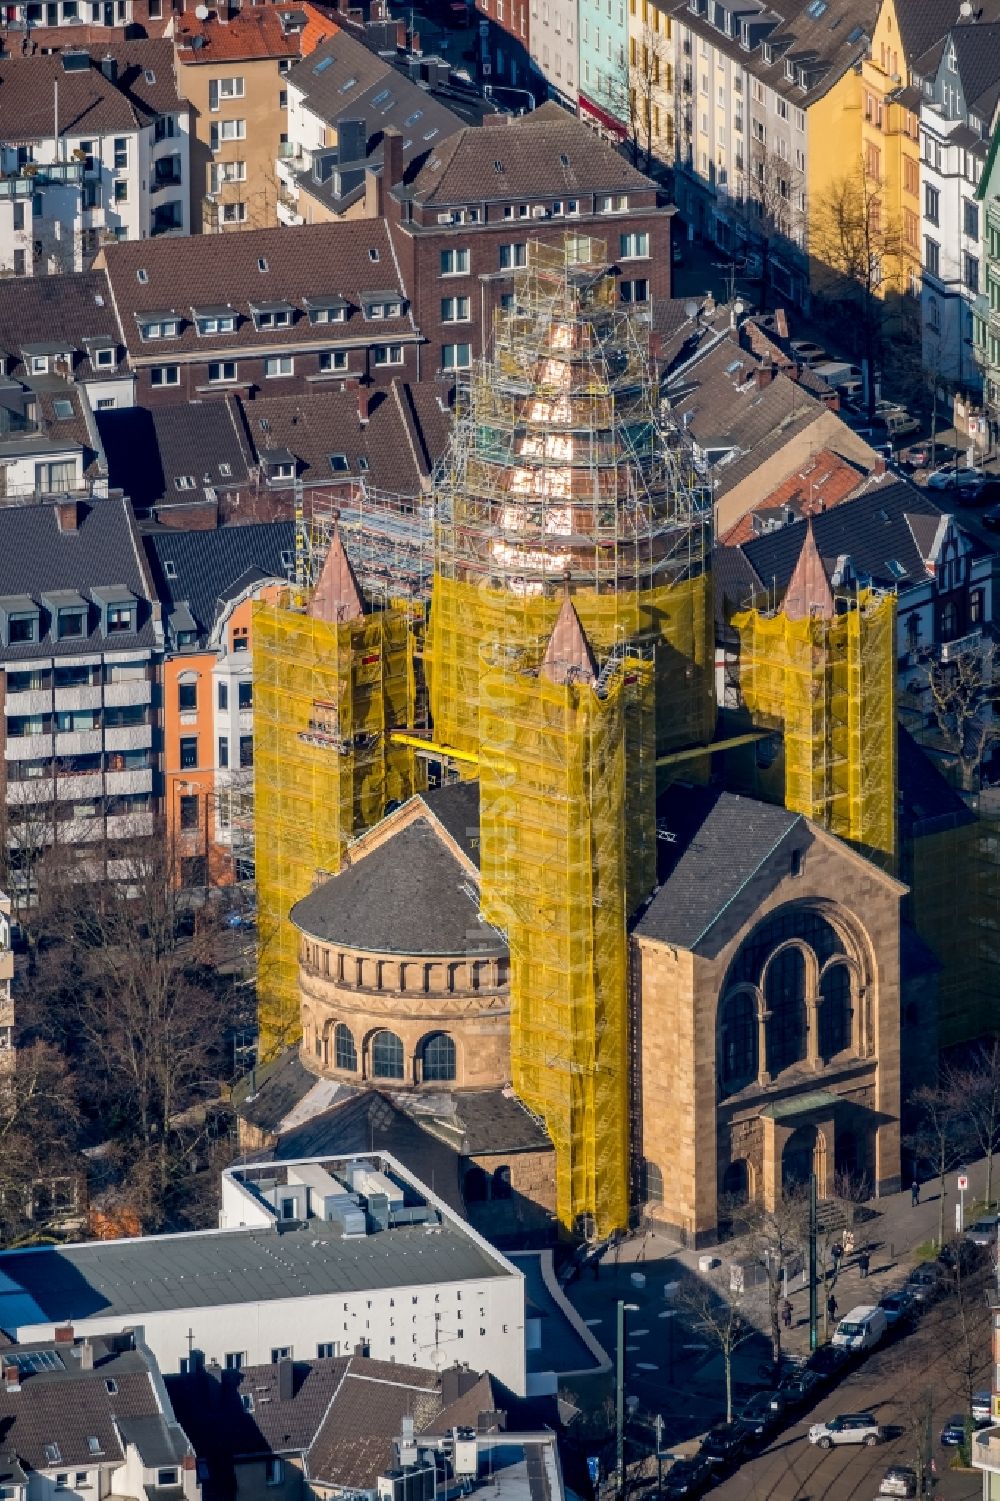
[107,603,136,633]
[305,296,348,325]
[138,315,180,341]
[58,608,85,639]
[192,306,237,336]
[94,347,115,368]
[1,597,39,645]
[251,303,294,330]
[363,298,402,320]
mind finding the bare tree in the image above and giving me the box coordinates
[0,1040,81,1245]
[907,1082,972,1249]
[730,1189,808,1370]
[811,160,910,413]
[945,1253,991,1457]
[732,140,805,312]
[676,1265,756,1422]
[923,641,1000,792]
[624,24,672,172]
[947,1040,1000,1210]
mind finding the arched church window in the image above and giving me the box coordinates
[765,946,807,1076]
[334,1023,357,1071]
[421,1032,456,1082]
[371,1029,404,1080]
[819,964,852,1059]
[719,990,757,1092]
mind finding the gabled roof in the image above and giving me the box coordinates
[419,780,482,866]
[0,40,180,137]
[736,481,944,596]
[404,103,657,205]
[103,222,413,360]
[635,788,803,950]
[310,528,364,623]
[96,398,253,511]
[174,5,334,64]
[143,522,293,646]
[238,385,433,496]
[719,448,871,545]
[0,497,156,662]
[290,815,506,958]
[0,272,126,382]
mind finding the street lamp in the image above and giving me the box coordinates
[616,1300,639,1501]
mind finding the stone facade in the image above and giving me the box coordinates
[637,822,904,1245]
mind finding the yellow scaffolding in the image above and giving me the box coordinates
[253,591,419,1057]
[732,591,897,864]
[479,642,630,1237]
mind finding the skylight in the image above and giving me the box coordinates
[338,75,358,91]
[846,23,865,42]
[53,398,74,419]
[44,1446,61,1466]
[372,88,391,105]
[329,453,348,472]
[137,268,148,284]
[404,109,423,125]
[885,559,908,579]
[805,0,827,17]
[313,55,333,72]
[163,561,177,579]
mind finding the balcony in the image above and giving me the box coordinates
[55,771,104,799]
[5,733,53,761]
[5,776,55,804]
[106,812,154,838]
[0,161,83,197]
[940,629,983,663]
[973,1425,1000,1474]
[103,679,151,708]
[5,689,51,716]
[55,729,102,757]
[104,724,152,752]
[104,767,153,796]
[53,685,102,712]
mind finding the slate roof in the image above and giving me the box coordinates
[0,271,127,382]
[167,1356,500,1496]
[0,1338,189,1473]
[0,497,156,662]
[239,385,432,495]
[736,482,943,596]
[669,0,876,108]
[143,522,294,646]
[102,222,414,360]
[0,40,180,137]
[635,787,801,950]
[713,542,762,629]
[290,816,506,957]
[896,0,969,66]
[419,781,482,866]
[404,102,657,205]
[97,399,254,512]
[235,1046,349,1133]
[939,22,1000,123]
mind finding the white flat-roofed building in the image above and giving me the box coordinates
[0,1152,527,1396]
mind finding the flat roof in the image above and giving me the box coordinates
[0,1219,509,1327]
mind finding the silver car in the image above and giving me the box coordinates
[966,1216,1000,1246]
[809,1413,883,1449]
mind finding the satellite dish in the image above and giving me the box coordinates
[195,5,210,18]
[960,1,973,15]
[684,298,700,321]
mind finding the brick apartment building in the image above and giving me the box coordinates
[385,103,673,377]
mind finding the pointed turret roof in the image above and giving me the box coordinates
[540,593,598,686]
[782,519,834,621]
[309,527,364,623]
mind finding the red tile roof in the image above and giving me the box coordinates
[719,448,869,545]
[175,6,305,62]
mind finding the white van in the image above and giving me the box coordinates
[832,1304,887,1353]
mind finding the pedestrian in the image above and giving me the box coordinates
[827,1293,838,1323]
[831,1242,843,1269]
[781,1298,793,1330]
[843,1230,855,1257]
[859,1250,871,1279]
[912,1178,920,1207]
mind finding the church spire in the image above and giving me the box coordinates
[540,591,598,686]
[309,526,365,624]
[783,518,835,621]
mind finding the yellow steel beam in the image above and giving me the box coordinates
[656,731,772,767]
[390,730,481,766]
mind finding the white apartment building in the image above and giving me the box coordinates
[0,43,188,278]
[914,22,997,395]
[529,0,578,110]
[0,889,13,1060]
[0,1153,528,1396]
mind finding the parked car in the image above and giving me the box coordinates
[661,1455,715,1499]
[940,1415,969,1447]
[878,1288,916,1327]
[903,442,932,468]
[885,410,920,438]
[737,1390,786,1439]
[878,1465,918,1497]
[927,466,986,491]
[808,1413,884,1449]
[807,1344,853,1380]
[939,1237,986,1273]
[700,1423,750,1468]
[966,1215,1000,1246]
[974,1391,992,1425]
[790,339,828,367]
[779,1368,823,1409]
[906,1264,942,1303]
[832,1304,888,1353]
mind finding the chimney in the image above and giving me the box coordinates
[873,455,886,476]
[276,1358,294,1403]
[358,386,370,425]
[755,362,774,390]
[54,1325,75,1343]
[382,128,404,193]
[78,1342,94,1371]
[100,53,118,83]
[55,499,80,532]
